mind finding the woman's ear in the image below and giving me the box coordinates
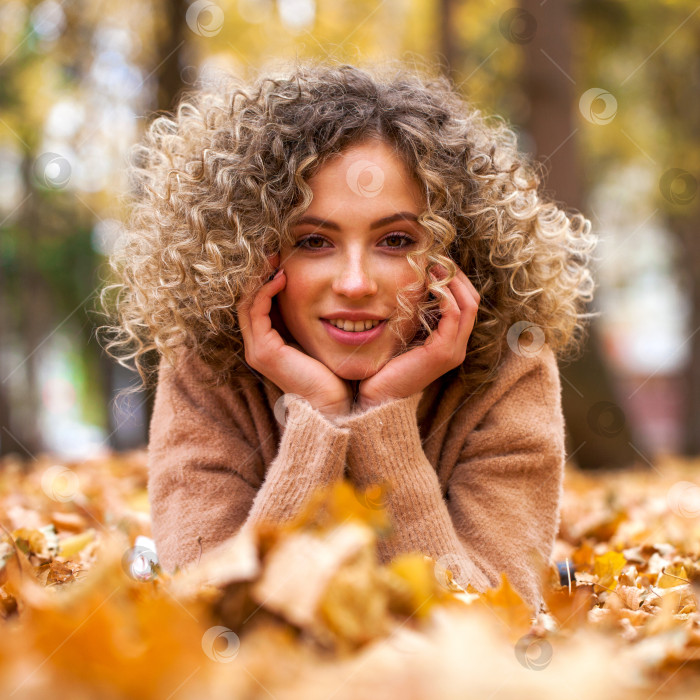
[267,253,281,271]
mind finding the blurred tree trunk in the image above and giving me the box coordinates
[439,0,457,82]
[0,308,25,457]
[683,240,700,457]
[519,0,640,469]
[671,213,700,456]
[0,389,21,457]
[8,153,50,459]
[128,0,189,444]
[652,26,700,457]
[156,0,191,114]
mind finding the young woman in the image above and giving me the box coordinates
[100,59,596,612]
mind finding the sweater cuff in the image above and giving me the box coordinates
[278,393,352,471]
[333,392,424,485]
[244,394,351,527]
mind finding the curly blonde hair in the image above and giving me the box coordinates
[97,57,597,399]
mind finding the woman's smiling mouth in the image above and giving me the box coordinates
[325,318,382,331]
[320,318,387,345]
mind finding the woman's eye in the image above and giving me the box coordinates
[294,232,416,250]
[381,233,415,248]
[294,235,329,249]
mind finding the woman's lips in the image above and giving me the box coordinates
[320,319,387,346]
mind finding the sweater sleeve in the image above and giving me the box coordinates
[334,352,565,612]
[147,349,351,575]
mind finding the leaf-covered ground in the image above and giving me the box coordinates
[2,450,700,699]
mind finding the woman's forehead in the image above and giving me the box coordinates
[305,140,424,210]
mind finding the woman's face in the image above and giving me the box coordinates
[274,138,429,381]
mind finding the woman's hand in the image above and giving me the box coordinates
[357,264,480,410]
[236,268,353,420]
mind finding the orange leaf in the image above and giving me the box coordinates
[476,572,534,639]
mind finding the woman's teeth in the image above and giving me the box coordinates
[327,319,382,332]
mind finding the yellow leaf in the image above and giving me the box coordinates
[594,551,627,591]
[58,529,96,558]
[11,528,47,556]
[657,563,690,588]
[285,479,394,540]
[386,553,442,619]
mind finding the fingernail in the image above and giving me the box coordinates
[433,265,450,281]
[267,267,284,282]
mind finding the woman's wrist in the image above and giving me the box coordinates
[357,390,424,413]
[356,396,380,412]
[306,396,353,422]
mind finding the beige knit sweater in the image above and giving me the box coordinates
[147,342,566,611]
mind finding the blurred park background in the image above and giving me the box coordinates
[0,0,698,470]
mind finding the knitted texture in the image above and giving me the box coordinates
[147,343,566,610]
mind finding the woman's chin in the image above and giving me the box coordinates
[325,357,383,381]
[335,368,375,381]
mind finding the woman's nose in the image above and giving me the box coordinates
[331,256,378,298]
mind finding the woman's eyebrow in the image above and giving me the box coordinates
[294,212,419,230]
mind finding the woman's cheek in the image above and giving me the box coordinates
[276,273,318,340]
